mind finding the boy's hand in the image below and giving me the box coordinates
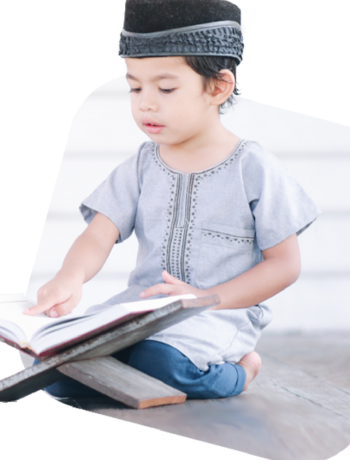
[24,274,83,318]
[139,271,207,299]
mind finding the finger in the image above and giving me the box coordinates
[24,295,64,316]
[162,271,187,285]
[24,288,73,316]
[140,283,174,298]
[49,296,78,317]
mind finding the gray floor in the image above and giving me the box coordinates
[35,332,347,460]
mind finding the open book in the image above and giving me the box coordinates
[0,293,197,357]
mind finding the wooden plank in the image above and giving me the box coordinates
[0,364,62,402]
[0,296,218,401]
[58,357,186,409]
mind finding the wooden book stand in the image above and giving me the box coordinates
[0,296,219,409]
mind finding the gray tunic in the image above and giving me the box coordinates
[80,140,322,370]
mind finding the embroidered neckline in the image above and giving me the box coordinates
[154,139,246,176]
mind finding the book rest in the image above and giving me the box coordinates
[0,296,219,409]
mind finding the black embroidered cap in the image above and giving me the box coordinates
[119,0,244,64]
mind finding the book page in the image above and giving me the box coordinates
[0,301,84,343]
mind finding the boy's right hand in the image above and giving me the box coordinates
[24,274,83,317]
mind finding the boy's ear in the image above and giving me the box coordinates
[209,69,235,106]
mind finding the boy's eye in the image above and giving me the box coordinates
[129,88,176,94]
[160,88,175,94]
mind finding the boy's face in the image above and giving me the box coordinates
[125,57,216,147]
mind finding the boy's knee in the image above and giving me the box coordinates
[127,340,189,383]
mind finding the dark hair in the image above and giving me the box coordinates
[183,55,240,114]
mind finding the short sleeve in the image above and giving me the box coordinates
[242,142,322,251]
[79,146,142,243]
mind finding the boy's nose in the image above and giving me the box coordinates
[139,92,158,112]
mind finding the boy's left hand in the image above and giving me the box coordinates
[140,271,207,299]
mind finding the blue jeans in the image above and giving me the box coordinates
[34,340,246,400]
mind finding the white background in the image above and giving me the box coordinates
[1,1,350,459]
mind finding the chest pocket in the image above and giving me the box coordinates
[195,222,255,290]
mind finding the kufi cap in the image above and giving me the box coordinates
[119,0,244,64]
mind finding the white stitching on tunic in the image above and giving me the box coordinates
[202,229,254,244]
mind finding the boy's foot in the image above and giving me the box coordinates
[237,351,262,391]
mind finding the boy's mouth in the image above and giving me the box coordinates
[143,120,165,134]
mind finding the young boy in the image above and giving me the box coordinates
[26,0,321,399]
